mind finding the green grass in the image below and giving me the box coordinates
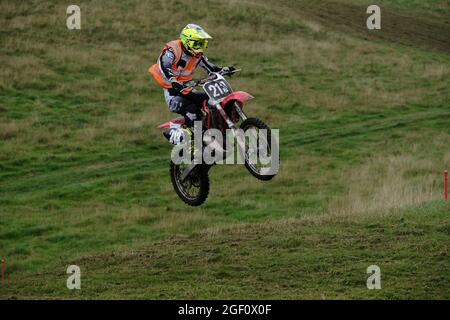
[0,0,449,299]
[2,202,449,299]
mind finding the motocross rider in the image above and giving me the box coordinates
[149,24,234,144]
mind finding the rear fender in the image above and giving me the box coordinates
[157,116,185,129]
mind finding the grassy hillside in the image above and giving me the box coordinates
[1,0,449,299]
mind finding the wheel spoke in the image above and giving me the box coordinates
[171,162,209,206]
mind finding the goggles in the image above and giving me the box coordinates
[190,39,208,50]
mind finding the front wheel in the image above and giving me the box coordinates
[170,162,210,206]
[240,117,278,181]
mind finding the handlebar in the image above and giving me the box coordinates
[182,68,241,89]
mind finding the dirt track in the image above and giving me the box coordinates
[284,0,450,54]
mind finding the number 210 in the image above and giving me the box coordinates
[208,82,228,97]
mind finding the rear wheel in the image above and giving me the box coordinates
[170,162,210,206]
[240,117,278,181]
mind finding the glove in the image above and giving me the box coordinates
[168,81,184,95]
[221,66,236,74]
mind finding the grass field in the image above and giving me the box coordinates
[0,0,449,299]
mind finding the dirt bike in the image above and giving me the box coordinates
[157,68,278,206]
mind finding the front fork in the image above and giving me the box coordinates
[234,102,248,122]
[214,102,248,160]
[214,101,247,129]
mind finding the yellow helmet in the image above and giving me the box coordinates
[180,24,212,57]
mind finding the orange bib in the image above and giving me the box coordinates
[149,40,199,93]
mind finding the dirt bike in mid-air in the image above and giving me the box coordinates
[157,68,278,206]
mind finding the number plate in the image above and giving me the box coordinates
[203,79,232,101]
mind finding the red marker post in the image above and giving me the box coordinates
[1,257,4,285]
[445,170,448,202]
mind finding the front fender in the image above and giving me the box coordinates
[221,91,254,108]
